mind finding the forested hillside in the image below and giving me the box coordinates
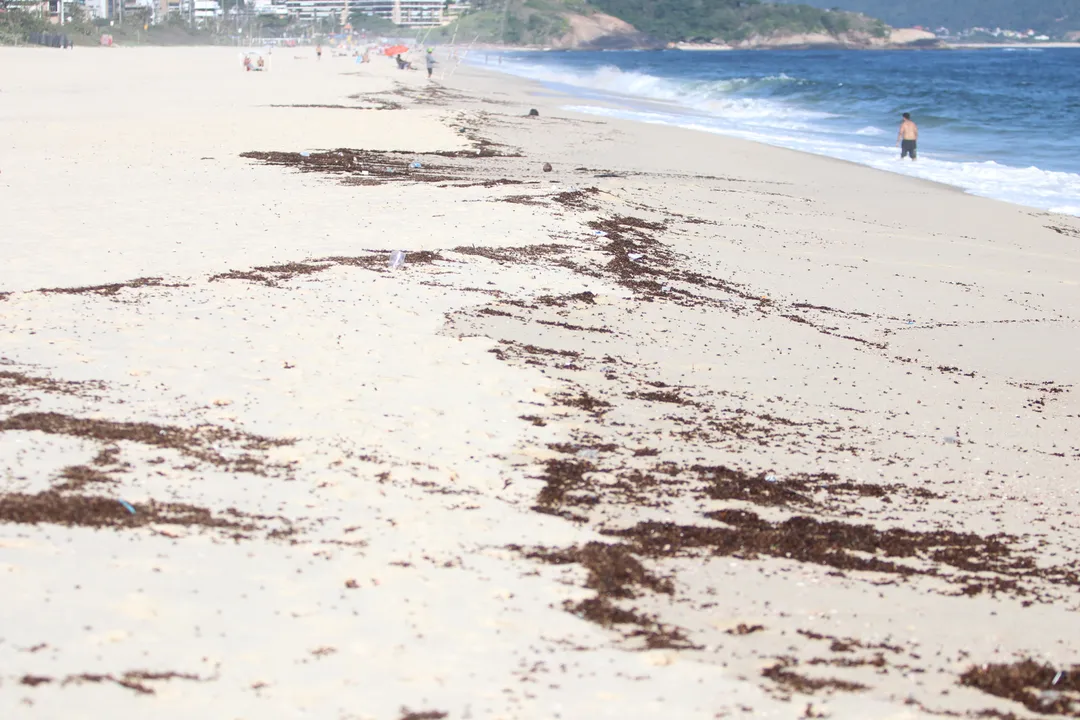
[429,0,590,46]
[772,0,1080,33]
[588,0,889,42]
[433,0,889,46]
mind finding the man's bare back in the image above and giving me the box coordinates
[898,112,918,161]
[899,119,918,141]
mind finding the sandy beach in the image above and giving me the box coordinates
[2,46,1080,720]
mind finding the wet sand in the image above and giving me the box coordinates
[2,46,1080,719]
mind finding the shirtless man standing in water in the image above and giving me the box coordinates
[898,112,918,161]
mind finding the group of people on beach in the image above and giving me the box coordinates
[242,54,266,72]
[255,42,436,79]
[312,42,437,78]
[396,49,437,78]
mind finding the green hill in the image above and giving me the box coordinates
[771,0,1080,34]
[589,0,889,43]
[433,0,890,46]
[424,0,575,45]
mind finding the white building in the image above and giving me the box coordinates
[179,0,221,19]
[286,0,447,26]
[357,0,447,27]
[78,0,110,18]
[31,0,110,20]
[221,0,458,26]
[73,0,162,21]
[250,0,290,17]
[284,0,342,21]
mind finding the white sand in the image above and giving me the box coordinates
[2,46,1080,719]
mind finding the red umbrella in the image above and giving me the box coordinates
[383,45,409,56]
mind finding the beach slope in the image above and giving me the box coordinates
[2,47,1080,720]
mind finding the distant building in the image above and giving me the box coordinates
[284,0,337,21]
[444,2,470,22]
[72,0,174,21]
[66,0,462,25]
[123,0,158,20]
[178,0,220,19]
[348,0,449,27]
[30,0,111,20]
[76,0,109,18]
[250,0,290,17]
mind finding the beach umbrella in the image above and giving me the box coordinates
[383,45,409,56]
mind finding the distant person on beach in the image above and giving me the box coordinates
[898,112,918,161]
[396,54,412,70]
[426,49,436,79]
[316,44,322,61]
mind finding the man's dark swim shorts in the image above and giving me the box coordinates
[901,139,917,160]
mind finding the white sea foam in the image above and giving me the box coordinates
[494,61,833,130]
[564,105,1080,216]
[855,126,886,136]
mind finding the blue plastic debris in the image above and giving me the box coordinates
[118,500,136,515]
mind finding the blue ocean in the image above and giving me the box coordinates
[481,48,1080,215]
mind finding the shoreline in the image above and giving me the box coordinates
[667,41,1080,51]
[3,46,1080,719]
[944,41,1080,49]
[19,39,1080,52]
[460,54,1079,217]
[461,60,972,194]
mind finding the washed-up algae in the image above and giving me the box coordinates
[961,660,1080,717]
[515,541,694,650]
[0,412,291,474]
[0,491,268,533]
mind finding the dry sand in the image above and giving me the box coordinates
[2,46,1080,720]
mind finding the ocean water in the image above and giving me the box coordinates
[479,49,1080,215]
